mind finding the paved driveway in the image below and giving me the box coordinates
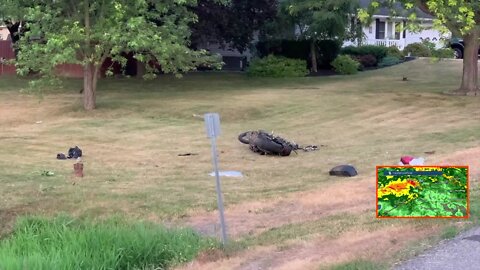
[394,226,480,270]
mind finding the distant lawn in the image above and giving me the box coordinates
[0,59,479,268]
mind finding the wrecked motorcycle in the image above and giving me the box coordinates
[238,130,318,156]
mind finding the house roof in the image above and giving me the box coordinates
[359,0,434,19]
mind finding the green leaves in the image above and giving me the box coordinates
[280,0,361,42]
[10,0,224,108]
[364,1,480,37]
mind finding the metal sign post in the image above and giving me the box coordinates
[204,113,228,246]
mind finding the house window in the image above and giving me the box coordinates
[394,22,401,40]
[375,19,385,39]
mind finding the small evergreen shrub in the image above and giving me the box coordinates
[433,48,455,59]
[386,46,404,59]
[247,55,309,77]
[403,42,432,57]
[378,56,402,67]
[422,40,437,52]
[331,55,360,75]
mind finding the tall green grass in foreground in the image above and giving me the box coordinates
[0,216,217,270]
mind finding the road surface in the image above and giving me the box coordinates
[394,226,480,270]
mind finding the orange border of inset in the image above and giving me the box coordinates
[376,165,469,219]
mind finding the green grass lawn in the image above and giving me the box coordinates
[0,59,479,269]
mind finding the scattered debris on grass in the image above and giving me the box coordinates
[329,165,358,177]
[178,153,199,157]
[58,146,83,160]
[399,156,425,165]
[209,171,243,178]
[67,146,82,159]
[41,171,55,176]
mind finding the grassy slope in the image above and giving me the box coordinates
[0,59,479,267]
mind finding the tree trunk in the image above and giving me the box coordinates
[457,31,479,95]
[83,63,96,110]
[136,60,146,77]
[310,40,318,73]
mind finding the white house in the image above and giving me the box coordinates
[345,0,449,49]
[199,0,449,70]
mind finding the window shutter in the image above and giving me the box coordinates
[375,19,380,39]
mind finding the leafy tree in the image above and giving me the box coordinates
[6,0,221,110]
[280,0,361,72]
[191,0,277,53]
[362,1,480,95]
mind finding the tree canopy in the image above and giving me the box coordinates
[5,0,222,110]
[191,0,277,53]
[363,0,480,94]
[279,0,361,72]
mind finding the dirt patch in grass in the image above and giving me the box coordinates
[0,206,25,239]
[0,199,56,238]
[431,146,480,181]
[177,225,440,270]
[185,144,480,238]
[179,146,480,269]
[185,176,376,238]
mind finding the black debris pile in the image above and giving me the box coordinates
[57,146,83,160]
[329,165,358,177]
[238,130,320,156]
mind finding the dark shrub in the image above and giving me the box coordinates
[247,55,309,77]
[340,45,388,62]
[255,39,341,70]
[378,56,402,67]
[331,55,360,75]
[278,40,311,60]
[255,39,282,58]
[316,40,342,68]
[403,42,431,57]
[352,54,377,68]
[255,40,309,63]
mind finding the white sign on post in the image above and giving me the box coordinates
[204,113,227,246]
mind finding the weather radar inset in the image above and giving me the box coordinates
[376,166,469,218]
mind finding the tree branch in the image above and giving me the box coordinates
[415,0,434,16]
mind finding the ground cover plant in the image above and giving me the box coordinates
[0,59,479,269]
[247,55,308,77]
